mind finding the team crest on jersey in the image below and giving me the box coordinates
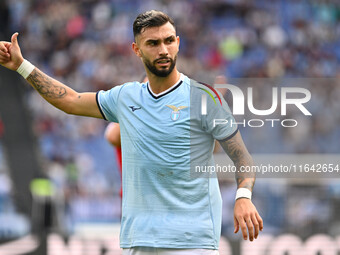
[166,105,188,121]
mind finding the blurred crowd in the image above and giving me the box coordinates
[0,0,340,238]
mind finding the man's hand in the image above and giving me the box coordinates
[234,198,263,241]
[219,131,264,241]
[1,33,102,119]
[0,33,24,71]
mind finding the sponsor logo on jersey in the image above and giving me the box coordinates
[129,106,142,112]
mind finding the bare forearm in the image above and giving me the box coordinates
[26,68,76,113]
[234,154,255,191]
[219,131,255,191]
[27,68,67,99]
[26,68,101,118]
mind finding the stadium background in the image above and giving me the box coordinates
[0,0,340,254]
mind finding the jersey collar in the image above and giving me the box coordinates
[147,73,184,99]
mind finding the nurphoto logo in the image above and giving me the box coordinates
[201,84,312,128]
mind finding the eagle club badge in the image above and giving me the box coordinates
[166,105,188,121]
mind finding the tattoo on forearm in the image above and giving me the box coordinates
[236,176,254,190]
[220,133,255,190]
[27,70,67,98]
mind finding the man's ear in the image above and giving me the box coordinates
[132,42,142,58]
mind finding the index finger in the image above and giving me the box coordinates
[0,50,10,60]
[0,43,8,53]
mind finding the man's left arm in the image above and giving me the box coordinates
[219,130,263,241]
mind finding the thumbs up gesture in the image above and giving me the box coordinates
[0,33,24,71]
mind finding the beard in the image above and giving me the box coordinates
[142,53,177,78]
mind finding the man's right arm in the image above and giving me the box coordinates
[26,68,102,118]
[0,33,103,119]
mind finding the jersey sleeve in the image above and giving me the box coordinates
[96,85,122,123]
[204,90,238,141]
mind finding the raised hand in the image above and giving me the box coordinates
[0,33,24,71]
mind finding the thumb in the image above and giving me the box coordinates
[11,32,19,46]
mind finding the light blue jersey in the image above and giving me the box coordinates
[97,74,237,249]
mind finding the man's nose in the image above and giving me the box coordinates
[158,43,168,56]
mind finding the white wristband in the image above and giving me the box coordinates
[235,188,252,200]
[16,59,35,79]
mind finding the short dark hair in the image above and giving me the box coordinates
[133,10,175,38]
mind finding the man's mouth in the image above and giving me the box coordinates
[156,59,171,66]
